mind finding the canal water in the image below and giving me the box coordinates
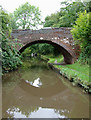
[2,58,90,119]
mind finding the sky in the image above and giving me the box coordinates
[0,0,62,21]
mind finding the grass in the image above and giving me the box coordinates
[41,54,64,63]
[54,62,89,82]
[55,64,89,83]
[41,54,91,93]
[65,62,89,76]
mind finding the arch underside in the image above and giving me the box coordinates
[19,40,75,64]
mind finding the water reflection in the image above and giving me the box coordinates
[26,77,42,88]
[6,107,66,118]
[2,58,90,118]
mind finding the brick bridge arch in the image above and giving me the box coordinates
[11,27,78,64]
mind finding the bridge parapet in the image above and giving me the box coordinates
[11,27,75,46]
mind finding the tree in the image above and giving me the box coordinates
[13,2,42,29]
[44,12,60,27]
[1,8,12,36]
[44,1,89,27]
[71,10,91,63]
[59,1,89,27]
[9,13,18,29]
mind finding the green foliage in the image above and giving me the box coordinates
[21,47,31,57]
[44,1,89,27]
[59,1,89,27]
[21,43,61,58]
[0,8,22,73]
[37,44,54,55]
[2,34,22,72]
[9,13,18,29]
[44,13,60,27]
[71,11,91,63]
[13,2,42,29]
[0,8,12,36]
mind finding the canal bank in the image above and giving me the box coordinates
[41,55,91,94]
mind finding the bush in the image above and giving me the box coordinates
[1,33,22,73]
[71,10,91,63]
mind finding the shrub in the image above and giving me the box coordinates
[0,8,22,73]
[71,10,91,63]
[1,33,22,73]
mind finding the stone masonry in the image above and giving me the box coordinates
[11,27,79,64]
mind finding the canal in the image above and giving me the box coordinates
[2,58,90,118]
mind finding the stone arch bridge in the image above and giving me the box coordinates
[11,27,79,64]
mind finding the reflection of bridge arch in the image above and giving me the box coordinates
[3,78,74,114]
[11,28,77,64]
[3,79,89,118]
